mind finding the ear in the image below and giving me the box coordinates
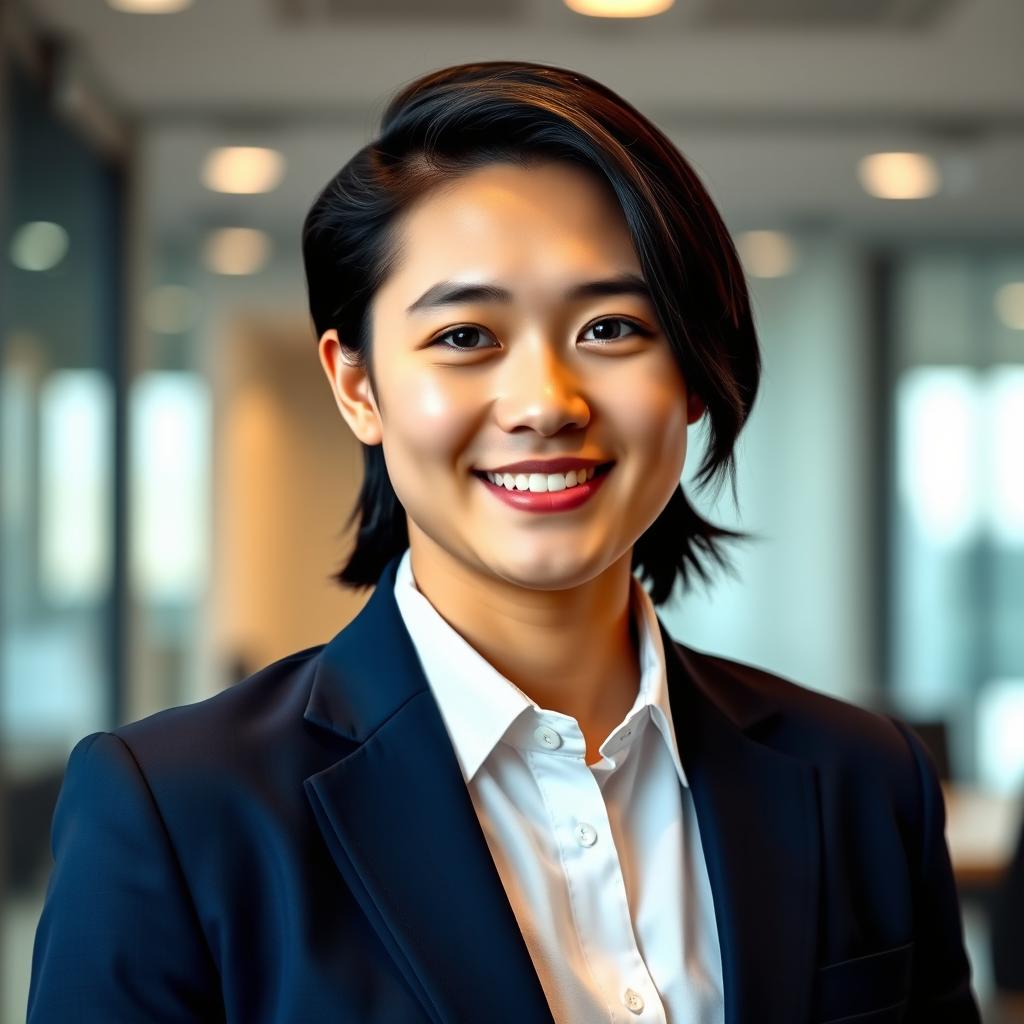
[686,390,706,425]
[318,329,383,446]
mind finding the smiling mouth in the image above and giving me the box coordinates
[471,461,615,484]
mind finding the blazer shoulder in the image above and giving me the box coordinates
[673,640,924,797]
[109,642,328,773]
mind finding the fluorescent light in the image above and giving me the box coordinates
[202,228,271,276]
[201,146,285,194]
[39,371,113,604]
[129,373,211,602]
[107,0,193,12]
[994,282,1024,331]
[9,221,69,271]
[563,0,674,14]
[987,367,1024,546]
[857,152,940,200]
[897,367,981,546]
[735,230,796,279]
[977,678,1024,793]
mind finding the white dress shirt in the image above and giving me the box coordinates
[393,549,724,1024]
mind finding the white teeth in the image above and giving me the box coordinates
[484,466,598,491]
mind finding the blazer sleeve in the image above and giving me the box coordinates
[27,731,224,1023]
[888,717,982,1023]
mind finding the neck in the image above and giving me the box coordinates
[405,528,642,738]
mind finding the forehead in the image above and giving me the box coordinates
[387,161,639,290]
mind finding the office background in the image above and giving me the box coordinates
[2,0,1023,1020]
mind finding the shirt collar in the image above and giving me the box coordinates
[392,548,688,789]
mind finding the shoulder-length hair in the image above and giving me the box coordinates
[302,61,762,606]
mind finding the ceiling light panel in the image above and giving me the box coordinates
[858,152,941,199]
[564,0,674,16]
[202,147,285,194]
[202,228,271,275]
[107,0,193,12]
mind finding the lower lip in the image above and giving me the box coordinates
[474,465,613,513]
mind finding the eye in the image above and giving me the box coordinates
[427,316,651,352]
[580,317,650,343]
[428,325,498,352]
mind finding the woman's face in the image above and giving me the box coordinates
[321,159,704,594]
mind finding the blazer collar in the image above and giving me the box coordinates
[391,546,690,788]
[303,552,820,1024]
[304,552,781,741]
[303,554,430,743]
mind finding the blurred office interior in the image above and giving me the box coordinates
[2,0,1024,1020]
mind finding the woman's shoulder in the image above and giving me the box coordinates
[671,638,925,789]
[104,642,330,778]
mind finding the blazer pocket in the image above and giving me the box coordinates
[813,940,914,1024]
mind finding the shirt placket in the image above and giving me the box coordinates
[525,714,668,1024]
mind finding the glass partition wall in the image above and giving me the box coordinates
[887,249,1024,791]
[0,42,128,1021]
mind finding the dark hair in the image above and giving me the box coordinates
[302,61,762,605]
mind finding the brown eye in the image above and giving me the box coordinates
[581,317,649,343]
[430,325,497,351]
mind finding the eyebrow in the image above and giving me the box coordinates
[405,273,653,315]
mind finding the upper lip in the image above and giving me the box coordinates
[475,457,613,475]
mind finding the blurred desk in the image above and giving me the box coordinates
[942,783,1021,889]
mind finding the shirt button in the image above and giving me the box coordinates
[624,988,644,1013]
[533,725,563,750]
[575,822,597,847]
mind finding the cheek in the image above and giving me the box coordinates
[612,368,690,469]
[382,370,477,470]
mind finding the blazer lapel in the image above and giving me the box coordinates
[663,625,821,1024]
[302,554,554,1024]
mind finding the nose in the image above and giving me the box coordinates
[493,342,591,435]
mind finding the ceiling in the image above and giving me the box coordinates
[21,0,1024,251]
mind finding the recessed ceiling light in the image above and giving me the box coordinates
[735,230,796,279]
[857,152,940,200]
[994,282,1024,331]
[106,0,193,12]
[202,228,271,276]
[563,0,674,14]
[10,221,69,271]
[201,147,285,195]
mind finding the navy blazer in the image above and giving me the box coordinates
[28,552,981,1023]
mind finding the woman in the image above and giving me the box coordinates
[28,61,980,1023]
